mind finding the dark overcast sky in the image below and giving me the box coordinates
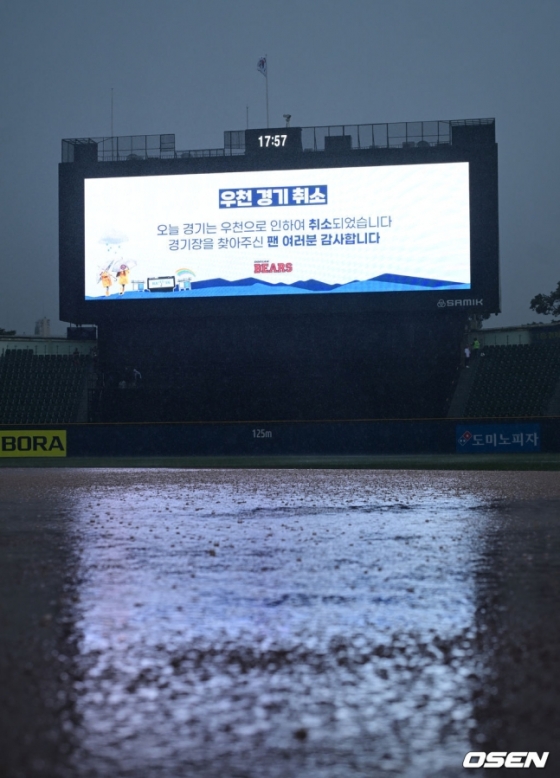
[1,0,559,334]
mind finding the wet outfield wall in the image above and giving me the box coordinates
[0,418,558,459]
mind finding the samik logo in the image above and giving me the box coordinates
[437,298,483,308]
[463,752,549,769]
[0,430,67,458]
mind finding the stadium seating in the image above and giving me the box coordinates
[0,350,91,424]
[464,342,560,417]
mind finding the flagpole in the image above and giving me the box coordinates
[111,87,115,160]
[265,54,269,128]
[257,56,269,128]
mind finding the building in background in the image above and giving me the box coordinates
[34,317,50,337]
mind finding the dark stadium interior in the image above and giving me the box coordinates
[95,311,468,423]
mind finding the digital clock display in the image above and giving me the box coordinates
[258,134,288,148]
[245,127,303,154]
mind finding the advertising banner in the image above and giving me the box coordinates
[456,424,540,453]
[0,430,67,457]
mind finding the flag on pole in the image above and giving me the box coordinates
[257,55,269,128]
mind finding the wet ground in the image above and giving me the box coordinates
[1,468,559,777]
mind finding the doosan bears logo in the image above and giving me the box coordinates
[254,262,293,274]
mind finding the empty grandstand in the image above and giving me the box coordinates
[0,349,91,424]
[463,342,560,418]
[447,323,560,419]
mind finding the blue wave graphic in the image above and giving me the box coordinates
[191,277,344,292]
[191,273,468,293]
[371,273,467,289]
[85,273,470,300]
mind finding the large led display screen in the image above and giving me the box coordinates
[84,162,470,301]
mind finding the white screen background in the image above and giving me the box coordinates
[84,162,470,298]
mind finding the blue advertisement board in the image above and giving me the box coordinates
[456,424,541,453]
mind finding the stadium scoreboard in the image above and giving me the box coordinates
[59,120,499,323]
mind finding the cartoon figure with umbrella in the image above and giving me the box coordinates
[98,262,117,296]
[95,229,133,297]
[116,260,137,295]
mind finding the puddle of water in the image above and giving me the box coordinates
[2,469,560,777]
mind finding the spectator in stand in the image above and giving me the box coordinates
[133,368,142,386]
[464,345,471,368]
[472,337,481,358]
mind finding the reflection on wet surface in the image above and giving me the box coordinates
[1,469,560,777]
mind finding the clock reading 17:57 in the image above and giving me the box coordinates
[244,127,303,154]
[258,134,287,147]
